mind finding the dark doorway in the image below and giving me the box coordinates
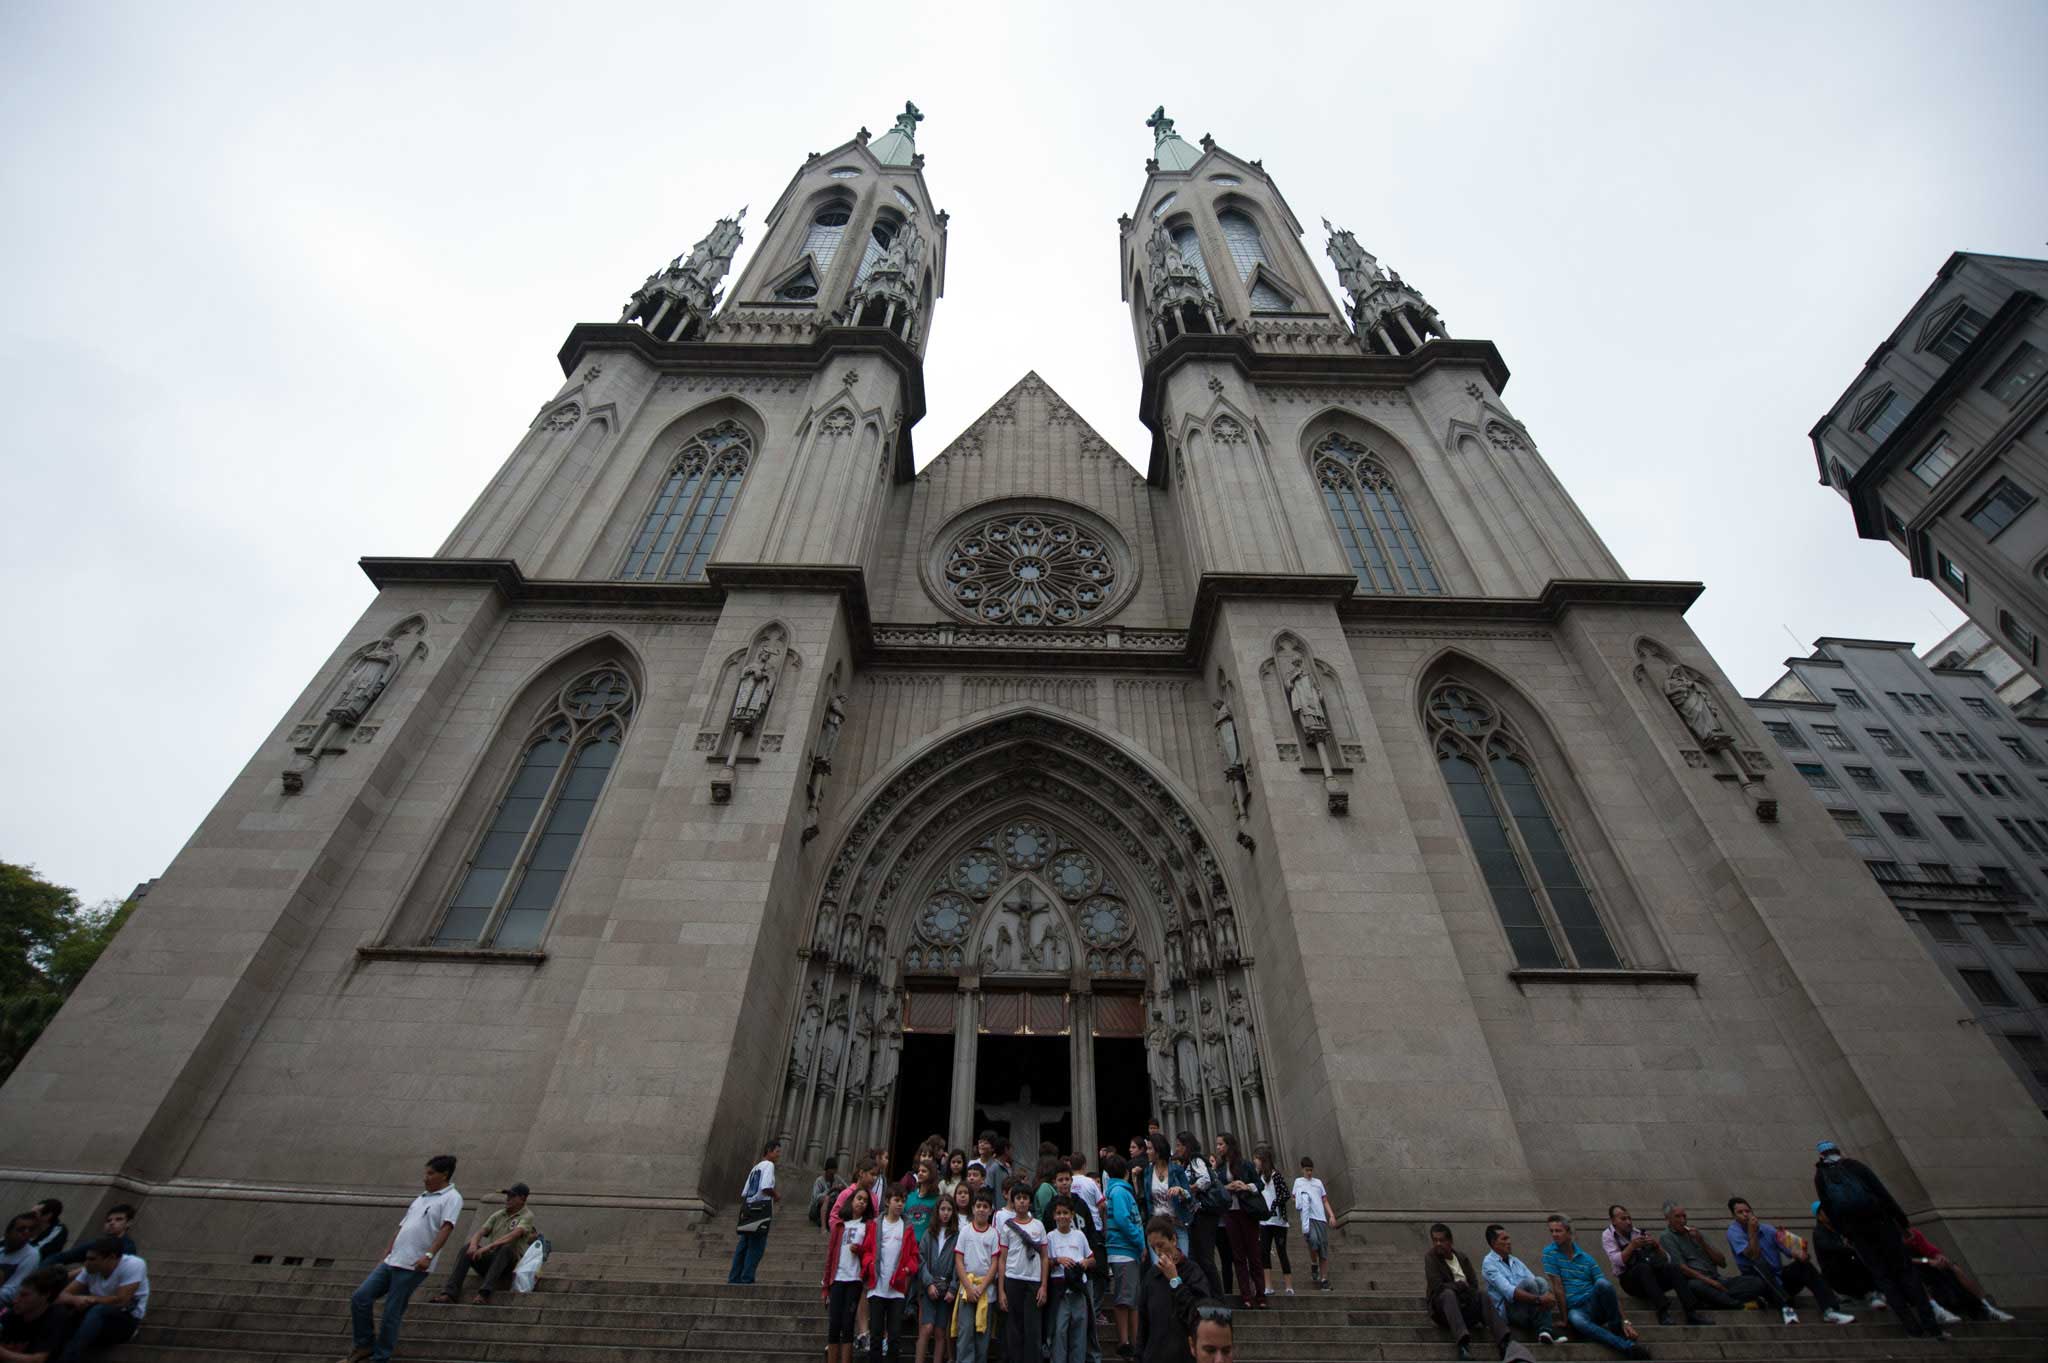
[1094,1036,1150,1157]
[891,1033,953,1173]
[974,1034,1072,1169]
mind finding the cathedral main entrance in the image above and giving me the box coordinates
[775,713,1275,1169]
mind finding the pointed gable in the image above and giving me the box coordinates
[927,371,1128,469]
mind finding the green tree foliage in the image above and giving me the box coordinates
[0,862,137,1081]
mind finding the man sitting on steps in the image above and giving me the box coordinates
[1656,1202,1777,1313]
[1601,1205,1710,1327]
[1423,1223,1535,1362]
[432,1183,537,1304]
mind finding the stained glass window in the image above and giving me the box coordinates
[1168,225,1212,290]
[434,667,635,949]
[1428,682,1621,969]
[620,420,753,581]
[1314,434,1442,594]
[941,511,1119,626]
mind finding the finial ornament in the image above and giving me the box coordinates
[1146,105,1176,143]
[894,101,924,139]
[1322,219,1449,355]
[620,208,747,340]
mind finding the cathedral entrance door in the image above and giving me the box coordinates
[974,1033,1071,1167]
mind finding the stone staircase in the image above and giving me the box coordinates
[121,1228,2044,1362]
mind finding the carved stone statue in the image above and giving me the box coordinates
[1214,901,1240,961]
[846,1004,873,1096]
[815,692,849,765]
[871,999,902,1100]
[1286,659,1331,741]
[839,914,862,965]
[1165,930,1186,981]
[1189,925,1212,976]
[812,903,836,957]
[1038,923,1073,973]
[1227,988,1257,1080]
[732,646,779,730]
[1663,666,1733,750]
[1213,699,1243,770]
[819,996,848,1084]
[1175,1025,1203,1100]
[327,640,398,727]
[1145,1008,1177,1102]
[791,981,823,1083]
[863,925,885,977]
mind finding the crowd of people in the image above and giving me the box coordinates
[0,1199,151,1362]
[725,1129,2023,1363]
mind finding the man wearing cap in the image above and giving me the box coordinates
[1811,1140,1941,1339]
[432,1183,537,1304]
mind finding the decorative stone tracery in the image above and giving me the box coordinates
[775,712,1273,1165]
[939,510,1122,627]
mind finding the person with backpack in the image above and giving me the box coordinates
[728,1139,781,1285]
[811,1158,847,1230]
[1811,1140,1942,1338]
[1102,1153,1147,1359]
[1175,1132,1229,1299]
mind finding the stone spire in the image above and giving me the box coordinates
[1145,105,1202,173]
[869,100,924,167]
[622,208,747,342]
[1323,219,1448,356]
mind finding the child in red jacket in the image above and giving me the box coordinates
[859,1185,923,1363]
[823,1186,874,1363]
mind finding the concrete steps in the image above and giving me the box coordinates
[117,1250,2046,1363]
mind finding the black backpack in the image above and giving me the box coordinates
[1817,1160,1881,1229]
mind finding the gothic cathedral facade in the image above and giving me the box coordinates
[7,106,2045,1297]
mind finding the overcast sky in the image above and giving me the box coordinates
[4,2,2044,906]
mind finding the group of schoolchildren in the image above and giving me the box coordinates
[0,1199,152,1362]
[806,1122,1331,1363]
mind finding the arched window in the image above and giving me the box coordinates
[801,202,851,270]
[1427,682,1620,970]
[1219,209,1292,309]
[853,212,904,287]
[1313,433,1442,594]
[620,419,753,581]
[1169,224,1213,290]
[434,667,635,949]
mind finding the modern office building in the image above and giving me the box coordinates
[1753,636,2048,1107]
[1810,252,2048,696]
[1926,618,2045,715]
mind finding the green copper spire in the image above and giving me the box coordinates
[870,100,923,167]
[1145,105,1201,172]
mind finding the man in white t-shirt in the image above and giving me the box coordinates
[57,1237,150,1355]
[1292,1157,1333,1290]
[953,1190,1003,1363]
[727,1138,781,1285]
[1045,1196,1096,1363]
[999,1184,1049,1363]
[347,1154,463,1363]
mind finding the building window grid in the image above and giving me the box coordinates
[1846,766,1886,791]
[1919,862,1957,883]
[1832,688,1869,710]
[1765,721,1807,750]
[1881,811,1924,839]
[432,667,635,950]
[1902,768,1937,796]
[1938,555,1969,597]
[1910,436,1960,487]
[1979,914,2021,945]
[1860,390,1908,442]
[1814,725,1856,752]
[1428,682,1622,972]
[1867,727,1906,756]
[1829,808,1875,838]
[2000,611,2040,663]
[2000,735,2042,766]
[1796,763,1838,790]
[619,421,753,582]
[1967,478,2035,539]
[1928,306,1986,362]
[1959,967,2016,1007]
[1962,698,1997,719]
[1314,435,1443,595]
[1985,342,2043,406]
[1942,815,1978,842]
[1918,908,1962,940]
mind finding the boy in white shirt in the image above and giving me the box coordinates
[347,1155,463,1363]
[1045,1196,1096,1363]
[1293,1156,1334,1291]
[999,1184,1048,1363]
[953,1190,1003,1363]
[58,1237,151,1356]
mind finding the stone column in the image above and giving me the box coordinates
[1070,990,1096,1156]
[949,977,978,1148]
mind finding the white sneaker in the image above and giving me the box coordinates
[1536,1331,1553,1344]
[1822,1308,1855,1324]
[1284,1285,1295,1296]
[1781,1307,1801,1325]
[1984,1301,2015,1323]
[1931,1302,1962,1326]
[1867,1292,1886,1310]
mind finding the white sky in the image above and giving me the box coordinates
[4,2,2045,906]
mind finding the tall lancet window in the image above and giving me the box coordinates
[1313,434,1442,594]
[854,213,904,286]
[802,203,852,269]
[1427,682,1621,970]
[1218,209,1291,309]
[1169,224,1213,290]
[620,419,753,581]
[434,667,636,949]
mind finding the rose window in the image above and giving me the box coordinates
[1077,896,1132,948]
[1002,822,1052,870]
[919,892,973,944]
[950,849,1004,899]
[1047,850,1101,901]
[942,512,1118,626]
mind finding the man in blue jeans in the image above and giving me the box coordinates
[1541,1214,1651,1358]
[346,1155,463,1363]
[727,1138,781,1284]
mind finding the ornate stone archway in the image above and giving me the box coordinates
[775,711,1274,1165]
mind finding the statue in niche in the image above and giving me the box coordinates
[863,926,885,977]
[871,999,902,1100]
[1198,998,1228,1090]
[327,639,398,727]
[1145,1008,1177,1102]
[839,914,862,965]
[1663,666,1733,750]
[1174,1017,1203,1100]
[1286,659,1331,742]
[1227,988,1258,1080]
[980,886,1064,973]
[1165,931,1186,981]
[1212,699,1243,771]
[1039,922,1073,973]
[1214,902,1240,961]
[1189,925,1213,976]
[819,996,848,1085]
[815,692,849,766]
[731,646,779,731]
[846,1004,873,1096]
[791,982,823,1083]
[812,904,836,957]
